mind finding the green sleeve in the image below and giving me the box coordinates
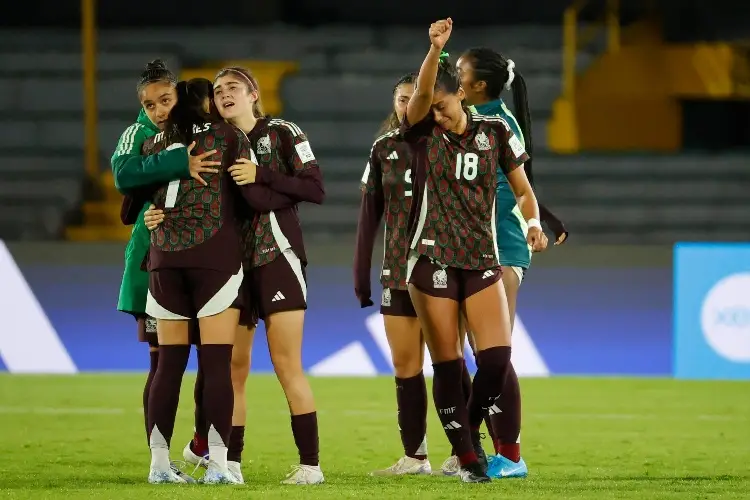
[110,124,190,193]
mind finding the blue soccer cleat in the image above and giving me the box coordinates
[486,454,528,479]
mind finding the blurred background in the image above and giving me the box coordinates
[0,0,748,379]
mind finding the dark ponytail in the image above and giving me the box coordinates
[137,59,177,94]
[378,72,418,136]
[462,47,534,184]
[163,78,214,145]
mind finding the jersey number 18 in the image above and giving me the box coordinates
[454,152,478,181]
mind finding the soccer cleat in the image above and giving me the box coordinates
[458,462,491,483]
[370,456,432,476]
[227,461,244,484]
[201,460,242,485]
[487,454,528,479]
[471,430,488,472]
[170,461,196,483]
[148,466,188,484]
[183,440,209,468]
[434,455,460,476]
[280,464,325,485]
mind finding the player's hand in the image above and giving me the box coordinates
[187,141,221,186]
[527,226,547,253]
[357,292,374,308]
[143,204,164,231]
[228,158,257,185]
[429,18,453,50]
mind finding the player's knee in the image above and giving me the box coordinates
[391,349,423,378]
[429,338,462,363]
[271,352,304,381]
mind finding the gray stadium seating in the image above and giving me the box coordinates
[0,28,746,243]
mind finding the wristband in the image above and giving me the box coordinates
[527,218,542,230]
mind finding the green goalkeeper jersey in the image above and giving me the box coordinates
[112,109,189,315]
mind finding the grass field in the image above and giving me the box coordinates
[1,374,748,499]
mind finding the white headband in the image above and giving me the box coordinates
[504,59,516,90]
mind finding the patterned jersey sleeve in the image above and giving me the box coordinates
[494,121,530,175]
[231,126,299,213]
[399,115,434,143]
[353,141,386,307]
[254,120,325,204]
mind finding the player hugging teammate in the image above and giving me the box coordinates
[116,62,326,485]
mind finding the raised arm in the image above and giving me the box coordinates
[405,18,453,127]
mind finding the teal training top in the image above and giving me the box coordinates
[469,99,531,270]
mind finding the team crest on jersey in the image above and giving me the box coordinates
[381,288,392,307]
[432,269,448,289]
[475,131,491,151]
[256,134,272,156]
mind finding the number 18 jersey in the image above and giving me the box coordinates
[401,113,529,270]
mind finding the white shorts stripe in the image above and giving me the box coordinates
[280,249,307,301]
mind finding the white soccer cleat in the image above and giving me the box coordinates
[201,460,242,485]
[371,456,432,476]
[183,441,208,468]
[148,466,188,484]
[434,455,460,476]
[280,464,325,485]
[227,461,244,484]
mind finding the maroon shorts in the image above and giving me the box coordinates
[238,273,259,327]
[407,254,502,301]
[249,249,307,321]
[379,288,417,317]
[135,314,201,346]
[146,267,243,320]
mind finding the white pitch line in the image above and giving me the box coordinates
[0,407,746,422]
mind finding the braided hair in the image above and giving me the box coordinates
[136,59,177,94]
[461,47,534,183]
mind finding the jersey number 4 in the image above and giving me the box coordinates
[454,152,479,181]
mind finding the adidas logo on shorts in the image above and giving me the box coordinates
[271,291,285,302]
[443,421,462,430]
[482,270,495,279]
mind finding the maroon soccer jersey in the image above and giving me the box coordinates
[239,117,325,269]
[146,122,249,273]
[354,130,414,300]
[401,113,530,270]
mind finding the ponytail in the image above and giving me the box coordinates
[462,47,534,184]
[509,72,534,185]
[164,78,213,145]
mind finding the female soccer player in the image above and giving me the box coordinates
[112,61,219,481]
[354,73,432,476]
[144,78,249,485]
[444,47,568,479]
[142,68,312,483]
[212,66,326,485]
[402,19,545,483]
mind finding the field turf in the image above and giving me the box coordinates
[1,374,748,499]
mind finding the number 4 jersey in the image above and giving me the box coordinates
[355,130,414,295]
[401,113,530,271]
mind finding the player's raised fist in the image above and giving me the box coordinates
[429,18,453,50]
